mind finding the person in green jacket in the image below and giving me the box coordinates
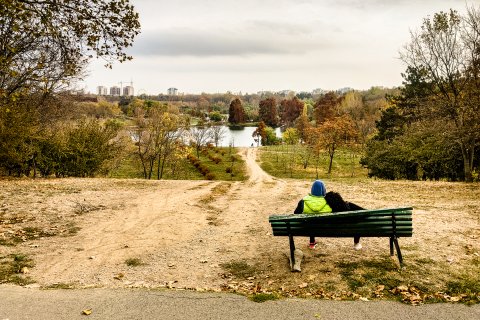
[294,180,332,248]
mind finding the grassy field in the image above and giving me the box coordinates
[109,146,247,181]
[258,145,367,180]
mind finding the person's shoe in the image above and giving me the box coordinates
[308,242,317,249]
[354,242,362,250]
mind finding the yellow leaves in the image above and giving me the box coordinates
[373,285,385,297]
[82,309,92,315]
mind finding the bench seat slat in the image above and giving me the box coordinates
[270,225,411,231]
[270,220,412,227]
[272,231,413,237]
[268,207,413,222]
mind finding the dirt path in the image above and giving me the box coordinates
[9,147,298,289]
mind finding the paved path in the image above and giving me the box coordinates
[1,286,479,320]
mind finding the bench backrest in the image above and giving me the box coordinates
[269,207,413,238]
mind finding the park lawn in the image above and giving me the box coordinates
[258,145,368,180]
[109,146,247,181]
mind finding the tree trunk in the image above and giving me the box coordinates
[327,146,335,174]
[460,141,475,182]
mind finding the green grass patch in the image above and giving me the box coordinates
[221,260,258,279]
[258,145,367,180]
[125,257,144,267]
[0,254,35,285]
[110,146,247,181]
[249,293,279,303]
[23,226,56,239]
[336,258,401,292]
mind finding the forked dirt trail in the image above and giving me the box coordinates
[11,148,301,289]
[1,147,479,296]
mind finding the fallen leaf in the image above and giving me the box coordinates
[359,297,369,302]
[113,273,124,280]
[21,267,29,274]
[397,285,408,292]
[299,283,308,288]
[82,309,92,315]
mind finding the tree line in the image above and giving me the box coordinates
[362,8,480,182]
[1,1,478,182]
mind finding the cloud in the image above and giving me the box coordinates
[130,29,327,57]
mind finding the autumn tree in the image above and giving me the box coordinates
[211,125,227,147]
[314,91,339,125]
[317,115,358,174]
[259,97,279,127]
[189,120,213,157]
[295,104,311,143]
[400,8,480,181]
[0,0,140,177]
[304,127,324,178]
[283,127,299,145]
[252,121,267,146]
[228,98,245,124]
[0,0,140,101]
[280,97,303,127]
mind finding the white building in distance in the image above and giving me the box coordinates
[97,86,108,95]
[110,86,121,96]
[123,85,134,96]
[167,87,178,95]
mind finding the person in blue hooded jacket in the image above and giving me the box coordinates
[294,180,332,248]
[294,180,364,250]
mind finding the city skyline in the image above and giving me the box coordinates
[82,0,473,95]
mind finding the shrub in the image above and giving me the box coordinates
[205,172,215,180]
[199,164,210,175]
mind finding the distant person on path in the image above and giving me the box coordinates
[294,180,332,249]
[294,180,365,250]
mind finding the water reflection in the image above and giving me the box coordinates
[217,126,281,147]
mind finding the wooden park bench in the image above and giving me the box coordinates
[269,207,413,270]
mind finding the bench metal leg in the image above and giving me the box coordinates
[393,237,403,266]
[389,237,394,256]
[288,234,296,268]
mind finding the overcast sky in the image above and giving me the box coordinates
[81,0,477,95]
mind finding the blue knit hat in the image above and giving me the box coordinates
[311,180,326,197]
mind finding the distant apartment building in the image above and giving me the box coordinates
[97,86,108,95]
[110,86,121,96]
[123,85,134,96]
[167,87,178,95]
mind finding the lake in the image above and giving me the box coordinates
[216,126,282,147]
[130,125,282,147]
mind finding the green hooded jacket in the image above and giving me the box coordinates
[302,194,332,214]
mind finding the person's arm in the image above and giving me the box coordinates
[294,199,304,214]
